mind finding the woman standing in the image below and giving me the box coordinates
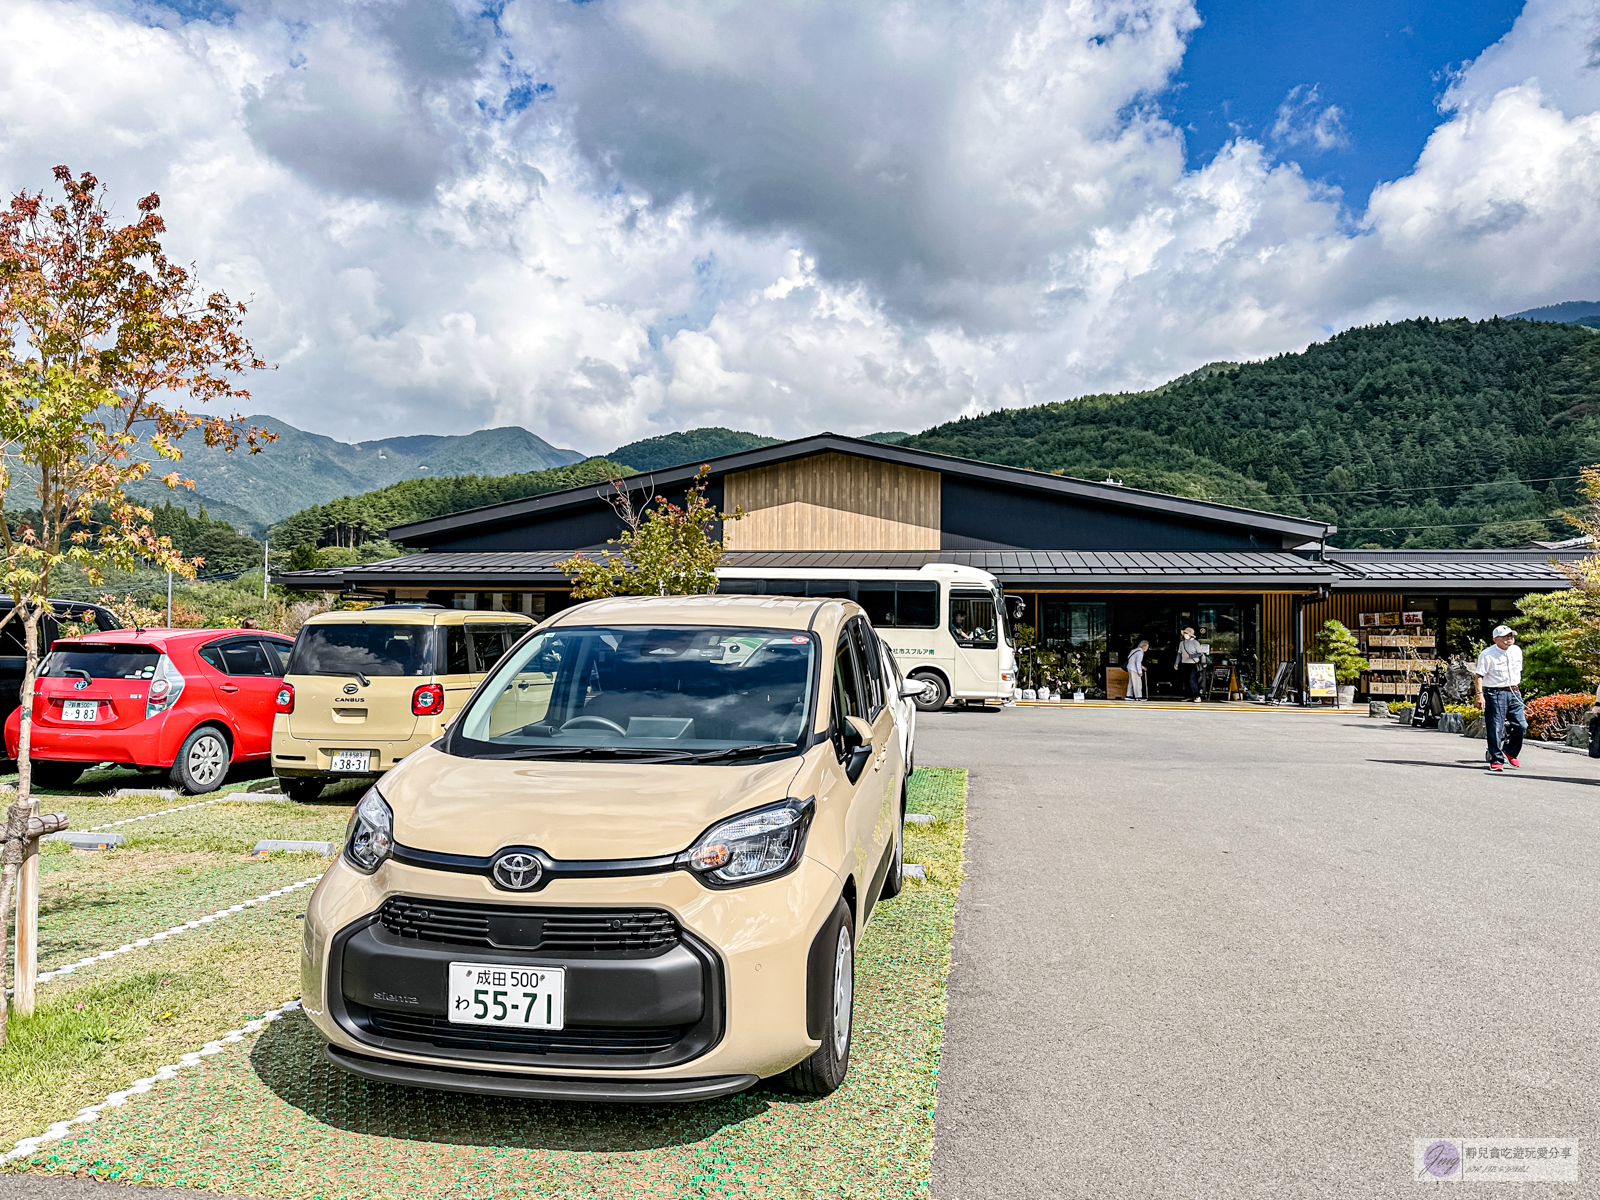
[1176,626,1206,703]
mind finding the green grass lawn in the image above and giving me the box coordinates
[3,768,970,1200]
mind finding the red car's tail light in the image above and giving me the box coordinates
[412,683,444,716]
[274,682,295,714]
[145,656,186,721]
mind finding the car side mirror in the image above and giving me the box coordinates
[842,715,873,784]
[899,682,929,700]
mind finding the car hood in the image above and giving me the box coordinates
[383,743,811,860]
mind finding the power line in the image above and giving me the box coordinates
[1340,520,1565,532]
[1265,473,1582,500]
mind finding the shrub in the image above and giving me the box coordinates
[1315,620,1367,685]
[1445,703,1483,723]
[1523,692,1595,741]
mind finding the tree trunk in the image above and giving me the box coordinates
[0,801,29,1048]
[10,604,42,1017]
[15,602,38,802]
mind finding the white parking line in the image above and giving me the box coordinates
[2,999,302,1163]
[5,875,323,997]
[84,794,234,832]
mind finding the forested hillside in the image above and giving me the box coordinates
[904,318,1600,548]
[609,428,779,471]
[270,458,629,552]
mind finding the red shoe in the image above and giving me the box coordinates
[1505,756,1521,769]
[1488,762,1504,772]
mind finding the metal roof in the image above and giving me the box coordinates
[384,433,1336,545]
[1324,550,1578,593]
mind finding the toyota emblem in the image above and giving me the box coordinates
[73,678,89,690]
[342,683,359,695]
[492,851,543,891]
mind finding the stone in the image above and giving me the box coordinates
[251,839,337,856]
[242,777,284,793]
[44,831,125,851]
[1565,724,1590,749]
[903,864,927,882]
[113,787,177,801]
[1368,701,1390,718]
[1464,717,1487,740]
[1438,712,1464,734]
[905,813,935,825]
[1396,705,1414,724]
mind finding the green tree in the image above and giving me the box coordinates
[286,541,324,571]
[1315,619,1367,685]
[558,467,742,598]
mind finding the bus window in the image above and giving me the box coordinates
[950,591,998,649]
[857,584,895,626]
[805,580,853,599]
[717,579,765,595]
[896,582,938,628]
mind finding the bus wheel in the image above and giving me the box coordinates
[908,671,948,712]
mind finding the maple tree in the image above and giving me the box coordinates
[559,466,743,598]
[0,166,269,1039]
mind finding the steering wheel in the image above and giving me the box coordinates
[561,715,628,736]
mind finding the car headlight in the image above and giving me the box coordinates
[684,798,814,887]
[344,787,394,874]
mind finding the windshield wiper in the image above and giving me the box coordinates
[693,743,800,763]
[325,671,371,687]
[473,745,702,762]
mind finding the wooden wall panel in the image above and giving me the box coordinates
[723,453,941,550]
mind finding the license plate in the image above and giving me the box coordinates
[447,962,565,1029]
[330,749,372,772]
[61,700,98,722]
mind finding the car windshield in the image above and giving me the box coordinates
[452,625,817,760]
[286,623,434,678]
[41,646,162,679]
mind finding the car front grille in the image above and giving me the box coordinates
[378,896,681,953]
[366,1009,686,1056]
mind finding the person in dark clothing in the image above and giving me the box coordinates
[1176,626,1205,703]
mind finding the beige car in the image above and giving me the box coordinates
[299,594,914,1100]
[272,606,535,803]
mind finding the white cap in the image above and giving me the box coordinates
[1492,624,1515,638]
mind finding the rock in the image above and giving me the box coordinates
[1368,701,1390,718]
[1565,724,1590,749]
[1438,712,1464,734]
[1464,717,1487,739]
[1397,705,1414,724]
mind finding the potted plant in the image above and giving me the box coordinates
[1317,620,1367,707]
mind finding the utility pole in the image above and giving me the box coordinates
[166,569,173,627]
[263,539,270,600]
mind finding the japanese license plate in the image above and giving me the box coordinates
[330,749,372,772]
[447,962,565,1029]
[60,700,98,722]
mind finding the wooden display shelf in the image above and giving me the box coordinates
[1366,659,1445,673]
[1368,680,1424,696]
[1367,634,1436,648]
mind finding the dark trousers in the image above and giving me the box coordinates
[1182,664,1202,699]
[1484,688,1526,764]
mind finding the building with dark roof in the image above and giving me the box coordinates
[273,433,1578,699]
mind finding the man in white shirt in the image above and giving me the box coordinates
[1474,625,1525,772]
[1125,639,1149,700]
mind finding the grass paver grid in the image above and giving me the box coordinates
[5,768,969,1200]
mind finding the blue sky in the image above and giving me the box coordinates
[1171,0,1526,205]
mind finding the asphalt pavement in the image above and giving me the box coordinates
[923,704,1599,1198]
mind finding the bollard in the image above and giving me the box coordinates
[2,803,69,1019]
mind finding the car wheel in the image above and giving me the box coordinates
[879,787,906,901]
[782,899,854,1096]
[29,760,84,790]
[170,725,231,795]
[908,671,948,713]
[280,777,325,804]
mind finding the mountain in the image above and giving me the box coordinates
[156,417,584,527]
[903,317,1600,549]
[1508,300,1600,323]
[608,428,780,472]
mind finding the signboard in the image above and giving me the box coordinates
[1402,611,1425,625]
[1306,661,1337,699]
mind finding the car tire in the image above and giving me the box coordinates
[908,671,948,713]
[29,760,84,790]
[280,777,325,804]
[782,899,855,1097]
[879,786,906,901]
[170,725,231,795]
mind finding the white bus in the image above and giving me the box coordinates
[715,563,1017,710]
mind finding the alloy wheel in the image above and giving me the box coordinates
[832,924,853,1059]
[187,734,227,788]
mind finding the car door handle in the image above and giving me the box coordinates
[220,684,240,693]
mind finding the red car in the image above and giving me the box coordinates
[5,628,295,794]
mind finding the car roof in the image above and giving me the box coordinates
[545,593,852,633]
[53,627,289,650]
[299,608,537,628]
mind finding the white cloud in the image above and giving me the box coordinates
[0,0,1596,456]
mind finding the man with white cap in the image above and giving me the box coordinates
[1474,625,1525,772]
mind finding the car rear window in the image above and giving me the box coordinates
[286,623,435,678]
[41,646,162,679]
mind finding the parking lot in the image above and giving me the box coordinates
[924,705,1598,1198]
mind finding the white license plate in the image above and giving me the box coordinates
[330,749,372,772]
[60,700,98,722]
[447,961,565,1029]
